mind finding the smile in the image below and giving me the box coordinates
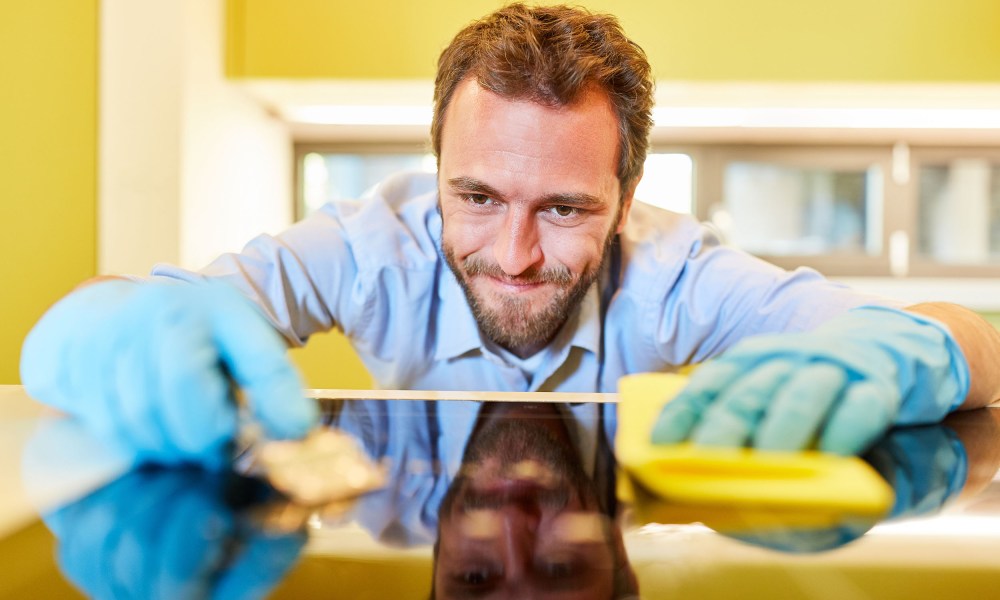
[482,274,549,293]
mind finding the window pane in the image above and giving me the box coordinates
[918,160,1000,264]
[302,152,436,216]
[717,162,881,256]
[635,153,693,213]
[303,152,697,217]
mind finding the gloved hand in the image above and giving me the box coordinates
[45,466,306,600]
[20,279,318,465]
[651,306,970,455]
[865,424,967,520]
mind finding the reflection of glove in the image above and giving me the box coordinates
[724,519,876,554]
[652,306,970,455]
[865,425,967,520]
[721,425,968,554]
[45,467,305,600]
[20,280,317,465]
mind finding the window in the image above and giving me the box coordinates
[688,146,896,276]
[634,152,694,214]
[298,146,696,218]
[295,142,1000,278]
[719,161,878,256]
[912,149,1000,275]
[297,144,435,218]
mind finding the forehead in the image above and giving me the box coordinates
[438,78,621,199]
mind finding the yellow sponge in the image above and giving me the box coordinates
[616,373,894,518]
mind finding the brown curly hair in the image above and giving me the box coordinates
[431,3,655,196]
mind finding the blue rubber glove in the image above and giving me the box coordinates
[20,279,318,465]
[720,424,968,554]
[865,424,967,520]
[45,466,306,600]
[651,306,970,455]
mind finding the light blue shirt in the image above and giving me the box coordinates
[285,400,967,549]
[152,171,901,468]
[153,170,899,395]
[319,398,611,547]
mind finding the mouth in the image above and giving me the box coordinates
[482,274,548,294]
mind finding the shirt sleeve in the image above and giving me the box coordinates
[619,203,906,366]
[666,246,905,363]
[152,203,360,346]
[150,172,442,348]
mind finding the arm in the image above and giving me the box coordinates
[942,408,1000,501]
[20,278,316,465]
[651,303,986,455]
[906,302,1000,410]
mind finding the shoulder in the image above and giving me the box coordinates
[613,203,894,355]
[323,171,442,271]
[620,201,712,255]
[616,201,717,293]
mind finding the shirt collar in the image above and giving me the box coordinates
[430,205,484,362]
[564,282,602,356]
[434,264,488,361]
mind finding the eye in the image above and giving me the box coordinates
[464,193,492,206]
[463,570,487,584]
[458,566,498,586]
[551,205,578,217]
[542,560,575,579]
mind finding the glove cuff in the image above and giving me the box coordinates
[846,306,971,424]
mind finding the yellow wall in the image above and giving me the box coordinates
[0,521,85,599]
[230,0,1000,389]
[228,0,1000,81]
[0,2,98,384]
[289,329,372,389]
[3,1,997,386]
[229,0,1000,389]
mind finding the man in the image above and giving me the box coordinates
[20,4,1000,465]
[433,401,636,599]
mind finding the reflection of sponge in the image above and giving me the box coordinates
[616,373,894,517]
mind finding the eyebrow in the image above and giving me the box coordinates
[448,176,504,200]
[447,176,606,208]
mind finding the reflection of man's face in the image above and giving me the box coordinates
[434,406,619,599]
[438,78,633,358]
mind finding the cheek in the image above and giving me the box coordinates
[443,213,498,259]
[540,227,609,272]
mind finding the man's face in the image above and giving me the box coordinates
[434,412,617,599]
[438,79,634,357]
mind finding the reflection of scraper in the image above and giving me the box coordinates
[616,373,894,521]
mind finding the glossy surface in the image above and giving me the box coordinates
[1,385,999,599]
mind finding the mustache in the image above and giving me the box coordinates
[463,256,573,285]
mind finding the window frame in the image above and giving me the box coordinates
[682,144,899,276]
[294,141,433,220]
[906,146,1000,277]
[295,140,1000,279]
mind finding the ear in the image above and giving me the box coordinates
[616,170,642,234]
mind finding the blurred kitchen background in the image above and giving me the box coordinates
[3,0,1000,387]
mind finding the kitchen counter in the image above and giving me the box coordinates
[1,385,998,599]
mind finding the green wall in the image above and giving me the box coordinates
[0,2,98,384]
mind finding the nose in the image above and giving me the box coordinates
[500,500,541,581]
[493,208,543,277]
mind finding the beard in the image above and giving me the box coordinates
[442,222,618,355]
[447,414,598,514]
